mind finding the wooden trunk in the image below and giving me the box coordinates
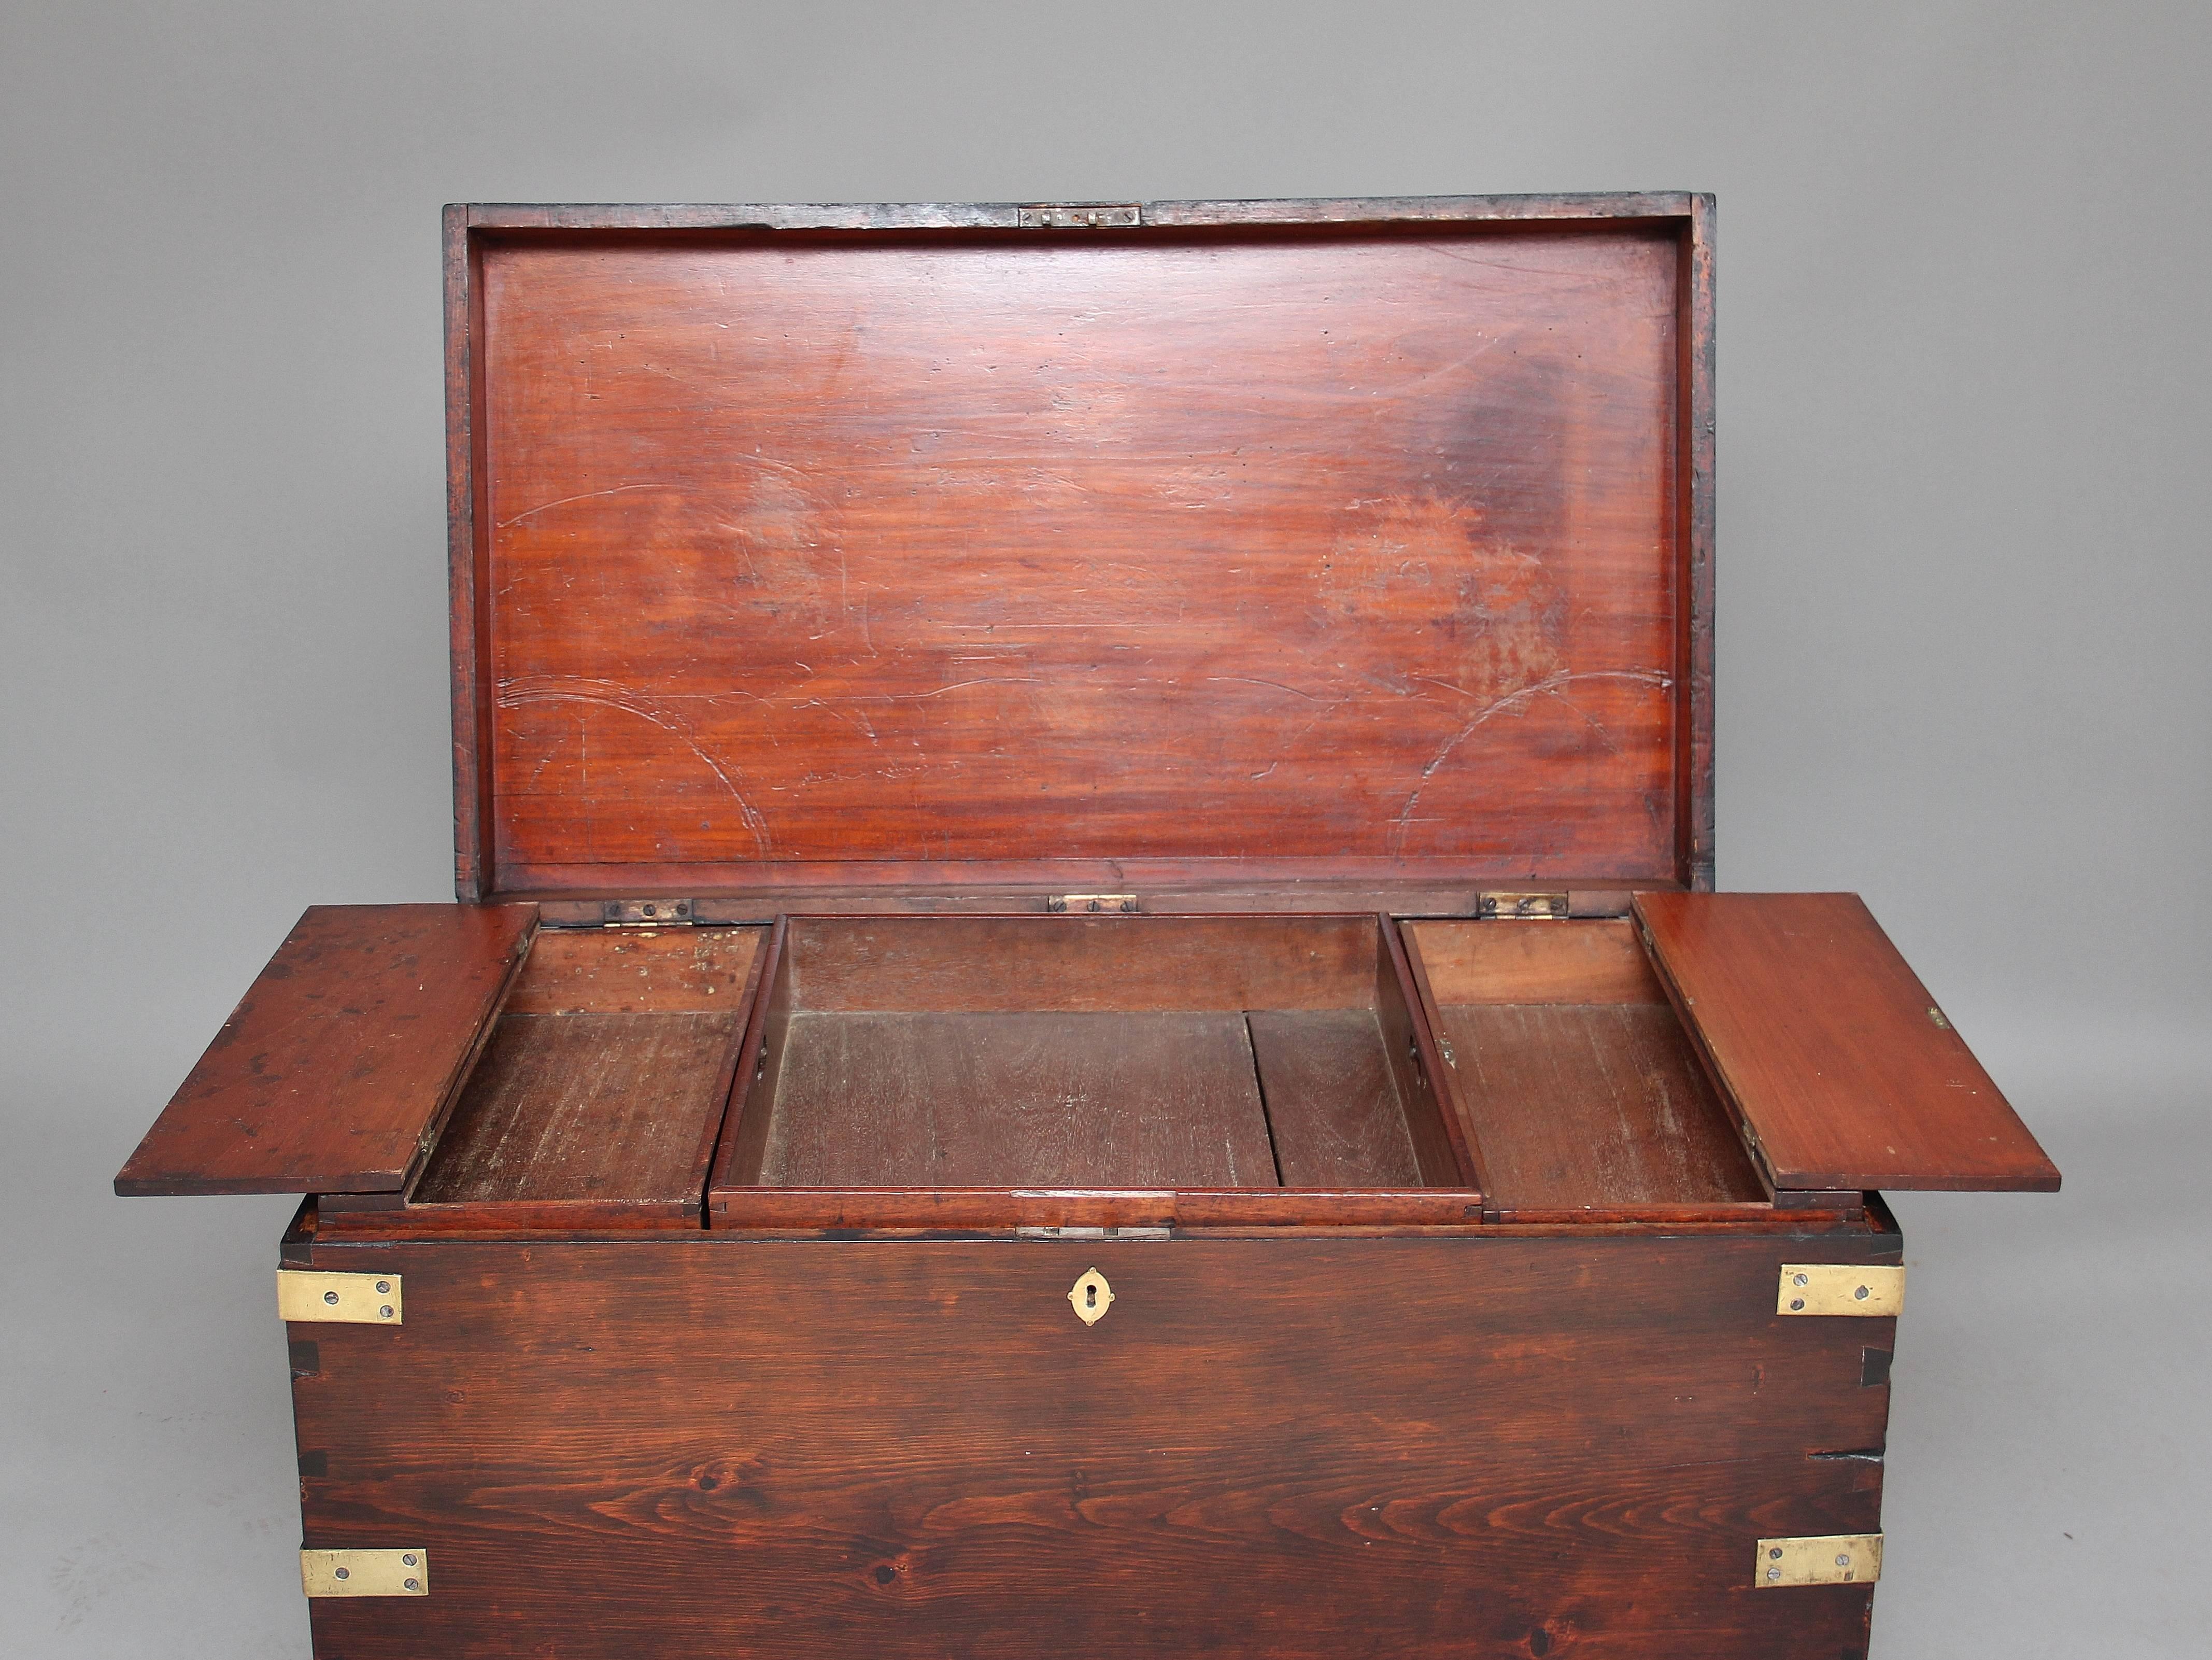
[120,195,2056,1658]
[289,1228,1898,1660]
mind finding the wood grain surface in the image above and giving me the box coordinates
[758,1010,1279,1188]
[1635,893,2061,1192]
[786,913,1386,1014]
[115,904,535,1195]
[501,924,760,1014]
[1437,1005,1766,1208]
[713,912,1474,1213]
[1376,919,1475,1187]
[453,212,1707,899]
[1247,1008,1423,1187]
[294,1229,1893,1659]
[1403,918,1665,1005]
[410,1010,741,1208]
[705,1188,1499,1232]
[1404,919,1765,1209]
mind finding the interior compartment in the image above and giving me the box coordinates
[1402,919,1766,1209]
[718,915,1468,1194]
[403,925,765,1215]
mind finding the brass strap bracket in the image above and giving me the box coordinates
[278,1270,402,1325]
[1755,1534,1882,1587]
[1778,1263,1904,1317]
[301,1549,429,1597]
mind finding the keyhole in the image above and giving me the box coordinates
[1068,1268,1113,1325]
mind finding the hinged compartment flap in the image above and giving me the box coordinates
[1635,892,2060,1192]
[116,904,536,1196]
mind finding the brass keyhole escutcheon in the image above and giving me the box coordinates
[1068,1268,1114,1326]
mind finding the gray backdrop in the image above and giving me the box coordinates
[5,3,2206,1654]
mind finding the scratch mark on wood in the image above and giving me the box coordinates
[1206,677,1336,702]
[931,622,1188,631]
[495,482,673,528]
[798,698,880,744]
[815,677,1044,705]
[498,452,815,528]
[1418,241,1622,285]
[1392,670,1672,854]
[500,676,772,853]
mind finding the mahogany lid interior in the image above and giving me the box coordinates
[453,200,1711,902]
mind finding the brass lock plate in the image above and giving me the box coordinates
[1778,1263,1904,1317]
[278,1270,402,1325]
[1068,1267,1114,1325]
[301,1548,429,1597]
[1755,1534,1882,1587]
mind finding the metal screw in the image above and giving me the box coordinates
[323,1290,339,1305]
[1769,1548,1783,1560]
[1835,1554,1851,1567]
[402,1555,417,1567]
[333,1567,349,1580]
[1766,1568,1781,1582]
[404,1578,420,1592]
[375,1281,390,1294]
[1793,1273,1809,1287]
[1854,1285,1870,1300]
[1789,1298,1806,1311]
[379,1306,394,1319]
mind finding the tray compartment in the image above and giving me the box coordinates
[332,925,765,1227]
[1402,919,1765,1211]
[714,914,1470,1221]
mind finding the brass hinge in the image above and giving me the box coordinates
[1778,1263,1905,1317]
[600,899,696,926]
[1018,203,1142,229]
[301,1549,429,1598]
[1476,891,1569,921]
[1015,1225,1171,1240]
[278,1270,402,1325]
[1755,1534,1882,1587]
[1046,893,1140,914]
